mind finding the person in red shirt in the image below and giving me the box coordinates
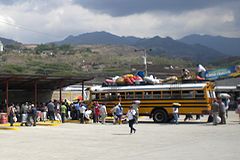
[93,102,100,123]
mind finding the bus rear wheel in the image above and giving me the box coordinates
[153,109,168,123]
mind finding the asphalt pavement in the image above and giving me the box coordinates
[0,111,239,160]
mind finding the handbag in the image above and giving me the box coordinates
[13,116,17,122]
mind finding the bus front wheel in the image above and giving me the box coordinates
[153,109,168,123]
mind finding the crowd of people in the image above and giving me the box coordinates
[5,94,240,135]
[171,95,240,125]
[6,98,140,133]
[210,96,231,125]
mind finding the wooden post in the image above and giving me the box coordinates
[5,80,9,112]
[82,81,84,101]
[34,80,38,107]
[59,81,63,105]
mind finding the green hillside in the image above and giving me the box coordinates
[0,44,195,77]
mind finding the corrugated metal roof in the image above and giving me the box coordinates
[215,77,240,86]
[0,74,94,91]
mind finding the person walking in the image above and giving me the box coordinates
[218,98,226,124]
[132,100,140,123]
[20,102,29,126]
[222,97,230,118]
[79,102,86,124]
[8,104,16,127]
[63,99,70,119]
[172,103,181,124]
[47,100,55,122]
[99,103,107,124]
[74,101,81,120]
[111,104,118,124]
[94,103,100,123]
[235,98,240,123]
[61,103,67,123]
[212,99,220,125]
[41,103,47,122]
[92,101,98,123]
[31,104,37,126]
[15,104,21,122]
[115,104,123,124]
[126,106,136,134]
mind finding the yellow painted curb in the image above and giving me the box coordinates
[65,120,80,123]
[0,123,24,127]
[37,123,61,126]
[0,127,19,131]
[0,122,61,127]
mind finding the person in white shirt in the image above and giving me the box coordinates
[172,103,181,124]
[126,106,136,134]
[197,64,206,80]
[132,100,140,123]
[79,103,86,124]
[99,103,107,124]
[84,109,92,123]
[222,97,230,118]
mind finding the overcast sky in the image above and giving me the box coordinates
[0,0,239,43]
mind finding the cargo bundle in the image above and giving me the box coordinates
[102,71,178,87]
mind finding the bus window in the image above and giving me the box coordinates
[108,93,117,100]
[135,92,143,99]
[100,93,107,100]
[162,91,171,99]
[153,91,161,99]
[195,90,204,99]
[126,92,134,99]
[182,90,194,99]
[172,91,181,99]
[119,92,126,99]
[101,93,115,100]
[144,91,152,99]
[208,91,216,98]
[92,93,100,100]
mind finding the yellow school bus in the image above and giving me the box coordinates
[86,81,215,123]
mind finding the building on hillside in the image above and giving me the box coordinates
[131,64,182,78]
[0,41,3,52]
[23,44,38,49]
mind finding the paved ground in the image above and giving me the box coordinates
[0,111,239,160]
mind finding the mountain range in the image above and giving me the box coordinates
[0,37,21,46]
[1,31,239,64]
[56,31,140,45]
[179,34,240,56]
[55,31,231,63]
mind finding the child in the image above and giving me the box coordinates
[172,103,181,124]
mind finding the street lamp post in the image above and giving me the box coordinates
[134,49,149,76]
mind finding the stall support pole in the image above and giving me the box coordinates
[5,80,9,112]
[82,81,84,101]
[34,81,38,107]
[59,81,63,105]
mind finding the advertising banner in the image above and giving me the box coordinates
[204,65,240,80]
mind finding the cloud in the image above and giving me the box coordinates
[0,0,239,43]
[73,0,237,16]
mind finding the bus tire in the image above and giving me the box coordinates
[153,109,168,123]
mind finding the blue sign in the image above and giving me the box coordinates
[204,65,240,80]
